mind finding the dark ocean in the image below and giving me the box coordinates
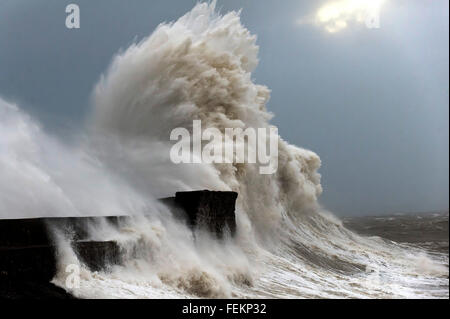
[344,212,449,255]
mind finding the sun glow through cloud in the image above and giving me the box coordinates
[311,0,387,33]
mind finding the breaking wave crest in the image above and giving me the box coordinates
[0,2,447,298]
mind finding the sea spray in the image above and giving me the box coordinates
[0,2,447,298]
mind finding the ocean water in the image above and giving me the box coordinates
[344,212,449,254]
[0,2,448,299]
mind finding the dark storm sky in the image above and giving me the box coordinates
[0,0,448,215]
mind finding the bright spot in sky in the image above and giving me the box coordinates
[313,0,386,33]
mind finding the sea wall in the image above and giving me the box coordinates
[0,190,237,298]
[161,190,238,236]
